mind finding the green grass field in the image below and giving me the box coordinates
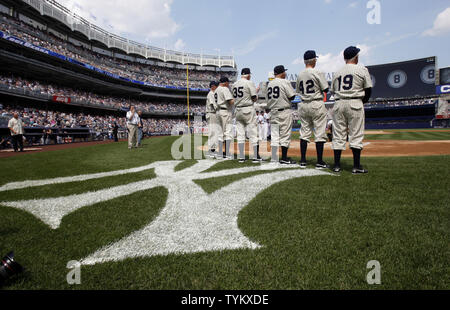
[0,133,449,290]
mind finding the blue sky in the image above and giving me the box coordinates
[59,0,450,84]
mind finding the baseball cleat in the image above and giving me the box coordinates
[280,159,297,165]
[352,167,369,174]
[252,158,263,163]
[224,156,233,161]
[316,163,330,170]
[332,166,342,173]
[299,162,307,169]
[238,159,246,163]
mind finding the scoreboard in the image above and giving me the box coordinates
[366,57,436,99]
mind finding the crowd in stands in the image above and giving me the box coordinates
[0,75,206,115]
[365,98,437,109]
[0,105,206,140]
[0,14,236,89]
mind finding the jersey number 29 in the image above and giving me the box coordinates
[267,86,280,99]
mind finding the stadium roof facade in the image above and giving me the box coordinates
[19,0,236,68]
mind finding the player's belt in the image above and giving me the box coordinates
[276,109,286,112]
[236,105,253,109]
[220,107,228,110]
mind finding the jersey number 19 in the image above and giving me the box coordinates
[336,75,354,91]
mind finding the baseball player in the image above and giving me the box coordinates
[331,46,372,174]
[215,76,235,159]
[255,72,274,147]
[206,81,219,158]
[232,68,261,163]
[256,72,275,111]
[296,50,330,170]
[266,65,297,164]
[257,111,263,140]
[264,110,270,140]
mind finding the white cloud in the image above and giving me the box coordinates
[324,0,332,4]
[423,7,450,37]
[349,2,358,8]
[174,39,186,51]
[233,31,277,56]
[292,44,372,74]
[57,0,180,40]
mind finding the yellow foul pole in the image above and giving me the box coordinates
[186,65,190,128]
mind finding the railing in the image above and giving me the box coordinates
[21,0,235,68]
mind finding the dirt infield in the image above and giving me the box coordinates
[2,136,450,159]
[202,140,450,158]
[364,131,393,135]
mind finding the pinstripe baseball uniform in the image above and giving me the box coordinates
[267,78,295,148]
[232,78,258,146]
[206,89,218,151]
[331,64,373,150]
[296,68,329,143]
[215,85,234,142]
[256,81,269,112]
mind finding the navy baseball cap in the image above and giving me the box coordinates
[219,76,230,83]
[344,46,361,60]
[241,68,251,75]
[304,50,318,61]
[209,81,218,87]
[274,65,287,75]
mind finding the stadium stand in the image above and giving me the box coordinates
[364,97,438,129]
[0,0,234,148]
[0,103,206,148]
[0,75,206,115]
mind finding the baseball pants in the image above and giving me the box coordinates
[270,109,293,148]
[216,110,233,142]
[332,99,365,150]
[299,100,328,143]
[258,124,264,141]
[206,112,218,150]
[235,106,258,146]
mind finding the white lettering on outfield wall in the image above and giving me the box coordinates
[0,161,333,265]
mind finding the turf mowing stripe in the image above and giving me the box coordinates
[0,168,156,201]
[0,162,165,192]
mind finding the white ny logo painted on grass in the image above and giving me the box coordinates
[0,161,332,265]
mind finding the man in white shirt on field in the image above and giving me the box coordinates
[8,112,25,152]
[126,105,140,149]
